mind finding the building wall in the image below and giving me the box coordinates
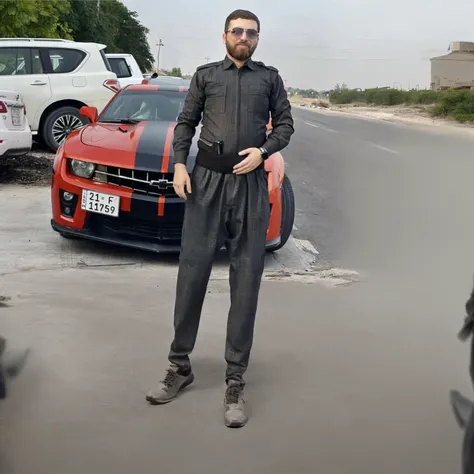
[431,52,474,90]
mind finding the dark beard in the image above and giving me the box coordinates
[226,40,256,61]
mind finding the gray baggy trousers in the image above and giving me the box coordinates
[168,164,270,384]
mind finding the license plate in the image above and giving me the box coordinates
[11,107,21,127]
[81,190,120,217]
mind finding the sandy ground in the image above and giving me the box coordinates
[0,179,467,474]
[2,108,474,473]
[289,97,474,135]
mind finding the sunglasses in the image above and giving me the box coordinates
[226,27,259,39]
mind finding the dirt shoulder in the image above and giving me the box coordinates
[290,97,474,135]
[0,147,54,186]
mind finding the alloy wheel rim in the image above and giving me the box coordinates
[52,115,83,145]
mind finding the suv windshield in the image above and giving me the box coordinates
[98,90,185,123]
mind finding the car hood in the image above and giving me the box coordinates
[67,120,200,173]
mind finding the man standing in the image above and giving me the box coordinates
[146,9,294,427]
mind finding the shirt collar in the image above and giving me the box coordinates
[223,55,257,71]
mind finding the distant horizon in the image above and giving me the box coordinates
[122,0,474,91]
[287,84,434,92]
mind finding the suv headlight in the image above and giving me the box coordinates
[70,159,96,179]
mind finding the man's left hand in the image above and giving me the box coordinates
[234,148,263,174]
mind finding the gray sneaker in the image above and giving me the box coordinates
[145,365,194,405]
[4,348,30,378]
[0,346,30,400]
[224,381,248,428]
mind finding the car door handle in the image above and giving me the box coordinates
[31,81,47,85]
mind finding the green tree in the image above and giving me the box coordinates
[0,0,72,38]
[64,0,154,72]
[170,67,182,77]
[113,4,154,72]
[0,0,155,72]
[61,0,101,43]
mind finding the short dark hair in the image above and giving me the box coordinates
[224,9,260,32]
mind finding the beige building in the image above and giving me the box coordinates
[431,41,474,91]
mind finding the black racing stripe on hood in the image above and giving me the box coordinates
[134,121,170,171]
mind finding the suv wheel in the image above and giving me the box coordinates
[42,106,89,152]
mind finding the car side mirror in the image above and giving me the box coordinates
[80,106,98,123]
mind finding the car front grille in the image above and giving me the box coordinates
[87,213,183,243]
[93,166,176,196]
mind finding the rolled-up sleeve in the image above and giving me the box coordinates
[263,72,294,156]
[173,71,205,165]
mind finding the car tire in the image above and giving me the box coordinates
[42,106,89,152]
[266,174,295,252]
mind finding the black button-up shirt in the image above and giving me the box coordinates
[172,55,294,166]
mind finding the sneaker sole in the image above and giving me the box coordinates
[225,417,248,428]
[145,374,194,405]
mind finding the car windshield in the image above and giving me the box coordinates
[98,90,185,123]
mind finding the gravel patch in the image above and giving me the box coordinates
[0,149,54,186]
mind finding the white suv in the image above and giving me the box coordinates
[0,38,120,152]
[106,53,144,87]
[0,90,32,158]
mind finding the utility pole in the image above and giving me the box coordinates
[95,0,101,29]
[205,56,210,64]
[156,39,164,74]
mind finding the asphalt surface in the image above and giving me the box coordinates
[1,107,474,473]
[287,107,474,277]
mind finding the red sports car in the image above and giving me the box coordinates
[50,81,295,253]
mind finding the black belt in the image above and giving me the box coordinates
[196,150,264,174]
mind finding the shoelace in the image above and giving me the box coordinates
[161,369,179,387]
[226,385,242,404]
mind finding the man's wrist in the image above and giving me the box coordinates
[173,151,188,166]
[258,147,269,160]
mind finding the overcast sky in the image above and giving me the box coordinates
[122,0,474,90]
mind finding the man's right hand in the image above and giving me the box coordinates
[173,164,192,200]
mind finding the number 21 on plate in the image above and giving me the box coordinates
[81,189,120,217]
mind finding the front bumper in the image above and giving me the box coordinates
[0,129,32,157]
[51,160,186,253]
[51,218,182,253]
[51,217,281,254]
[51,158,283,254]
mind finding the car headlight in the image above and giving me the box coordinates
[70,159,96,179]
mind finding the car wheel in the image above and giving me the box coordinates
[42,106,89,152]
[267,174,295,252]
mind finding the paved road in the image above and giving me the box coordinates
[287,107,474,278]
[1,109,474,474]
